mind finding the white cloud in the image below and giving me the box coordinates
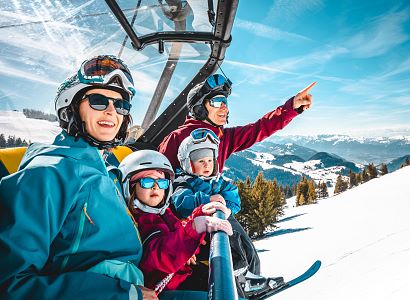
[235,18,311,42]
[346,9,409,58]
[0,60,59,85]
[267,0,324,24]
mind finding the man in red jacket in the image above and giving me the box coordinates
[158,74,315,295]
[158,74,315,172]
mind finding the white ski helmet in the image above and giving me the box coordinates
[119,150,175,215]
[54,55,136,149]
[177,128,220,179]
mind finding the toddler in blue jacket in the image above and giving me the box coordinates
[171,128,284,298]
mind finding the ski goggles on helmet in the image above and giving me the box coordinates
[78,55,136,98]
[208,95,228,108]
[84,93,131,115]
[205,74,232,93]
[190,128,220,145]
[137,177,170,189]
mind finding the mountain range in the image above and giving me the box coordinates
[268,134,410,164]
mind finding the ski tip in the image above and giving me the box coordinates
[311,260,322,272]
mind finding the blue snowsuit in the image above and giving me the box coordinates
[171,172,260,277]
[171,172,241,218]
[0,132,143,300]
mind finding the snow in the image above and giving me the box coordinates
[0,110,60,143]
[256,166,410,299]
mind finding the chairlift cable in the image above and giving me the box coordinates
[0,6,158,30]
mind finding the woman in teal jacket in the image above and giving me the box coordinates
[0,55,156,300]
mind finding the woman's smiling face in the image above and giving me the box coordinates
[78,88,124,142]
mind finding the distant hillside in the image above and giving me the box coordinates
[267,154,305,166]
[386,155,410,172]
[252,141,317,161]
[309,152,360,174]
[224,153,303,186]
[0,110,60,144]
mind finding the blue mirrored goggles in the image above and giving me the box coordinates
[78,55,136,98]
[190,128,220,145]
[83,94,131,115]
[206,74,232,90]
[137,177,170,189]
[208,95,228,108]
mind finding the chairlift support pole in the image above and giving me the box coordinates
[209,210,238,300]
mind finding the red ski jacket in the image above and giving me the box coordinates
[158,97,299,172]
[132,206,206,291]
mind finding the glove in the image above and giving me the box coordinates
[193,216,233,235]
[209,194,226,206]
[202,202,231,219]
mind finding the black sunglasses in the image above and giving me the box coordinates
[84,93,131,115]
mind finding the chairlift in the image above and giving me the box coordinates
[0,0,240,299]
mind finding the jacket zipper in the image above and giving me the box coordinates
[61,202,89,270]
[113,184,141,243]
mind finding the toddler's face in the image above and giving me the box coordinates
[192,156,214,177]
[134,175,166,207]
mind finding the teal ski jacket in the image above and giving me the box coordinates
[0,132,143,300]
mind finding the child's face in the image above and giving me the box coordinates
[135,175,166,207]
[192,156,214,177]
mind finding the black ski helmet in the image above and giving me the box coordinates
[187,74,232,122]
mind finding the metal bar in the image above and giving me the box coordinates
[138,31,217,48]
[140,22,186,130]
[208,210,238,300]
[105,0,142,49]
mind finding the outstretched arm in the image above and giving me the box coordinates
[221,82,316,156]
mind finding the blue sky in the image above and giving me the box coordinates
[222,0,410,137]
[0,0,409,138]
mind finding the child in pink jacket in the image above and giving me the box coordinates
[119,150,232,294]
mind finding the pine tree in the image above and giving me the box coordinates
[367,163,378,179]
[250,172,279,237]
[349,170,357,188]
[6,135,16,147]
[356,172,362,184]
[362,168,369,183]
[297,193,306,206]
[296,177,309,207]
[320,181,329,198]
[307,180,317,204]
[380,163,388,176]
[236,174,285,238]
[284,184,293,199]
[0,134,6,148]
[292,182,297,196]
[334,175,348,194]
[236,177,254,235]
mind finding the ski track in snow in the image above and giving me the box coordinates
[255,166,410,300]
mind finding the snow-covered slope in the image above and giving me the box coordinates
[0,110,60,143]
[256,166,410,299]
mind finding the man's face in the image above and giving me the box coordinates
[204,97,228,126]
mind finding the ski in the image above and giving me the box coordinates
[250,260,321,299]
